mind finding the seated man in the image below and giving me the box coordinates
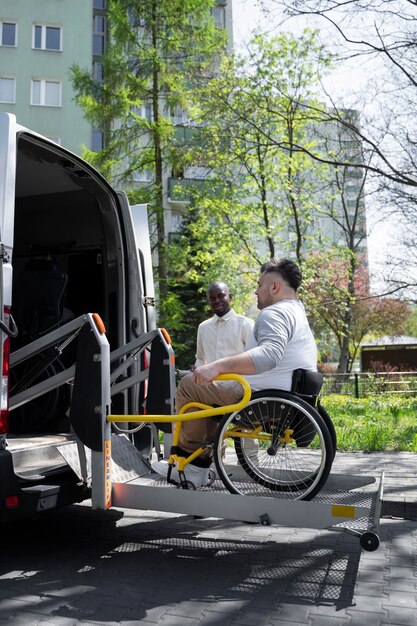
[152,258,318,487]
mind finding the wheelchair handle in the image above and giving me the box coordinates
[107,373,252,424]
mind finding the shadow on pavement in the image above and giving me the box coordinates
[0,505,411,624]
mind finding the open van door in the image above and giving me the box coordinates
[116,194,156,339]
[0,113,17,441]
[129,203,156,333]
[115,195,157,455]
[0,112,164,521]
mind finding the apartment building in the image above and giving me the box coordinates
[0,0,232,231]
[0,0,94,153]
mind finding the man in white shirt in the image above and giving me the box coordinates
[152,260,317,488]
[195,281,254,367]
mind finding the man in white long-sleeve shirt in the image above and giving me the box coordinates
[195,281,254,367]
[152,259,318,487]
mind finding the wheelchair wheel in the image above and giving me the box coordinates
[317,402,337,460]
[213,390,334,501]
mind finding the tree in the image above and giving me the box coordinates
[187,31,334,266]
[71,0,226,311]
[255,1,417,296]
[309,115,371,371]
[163,215,212,369]
[405,304,417,337]
[180,30,377,372]
[304,252,359,370]
[305,254,412,370]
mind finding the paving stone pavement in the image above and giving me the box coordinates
[0,452,416,625]
[331,452,417,521]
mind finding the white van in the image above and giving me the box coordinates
[0,112,164,522]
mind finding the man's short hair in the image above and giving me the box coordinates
[260,258,302,291]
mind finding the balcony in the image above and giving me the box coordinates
[168,177,211,202]
[173,124,206,148]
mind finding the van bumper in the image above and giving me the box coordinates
[0,450,90,522]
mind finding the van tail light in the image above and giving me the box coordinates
[0,307,11,434]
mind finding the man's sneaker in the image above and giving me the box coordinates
[151,459,210,488]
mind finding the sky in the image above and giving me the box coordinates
[230,0,374,99]
[230,0,392,293]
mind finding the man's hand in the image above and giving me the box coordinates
[192,352,256,385]
[192,362,221,385]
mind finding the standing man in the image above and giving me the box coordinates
[162,281,253,462]
[153,259,317,487]
[195,281,254,367]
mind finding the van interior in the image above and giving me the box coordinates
[10,133,126,435]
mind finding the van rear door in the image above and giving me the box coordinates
[129,203,156,333]
[0,114,17,438]
[115,194,155,339]
[0,113,16,258]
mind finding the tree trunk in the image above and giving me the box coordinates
[151,4,167,305]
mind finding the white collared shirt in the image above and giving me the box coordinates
[195,308,254,366]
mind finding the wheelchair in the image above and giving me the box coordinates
[166,369,336,501]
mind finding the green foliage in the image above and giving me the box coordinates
[322,394,417,451]
[70,0,227,304]
[405,304,417,337]
[163,211,255,367]
[165,29,343,325]
[189,30,334,267]
[163,281,208,369]
[71,0,226,185]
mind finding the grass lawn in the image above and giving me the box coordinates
[321,394,417,452]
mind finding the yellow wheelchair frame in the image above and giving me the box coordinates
[109,373,251,477]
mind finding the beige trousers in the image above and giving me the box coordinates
[176,374,243,459]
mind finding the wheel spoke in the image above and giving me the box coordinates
[214,391,334,501]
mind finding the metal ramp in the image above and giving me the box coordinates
[58,434,153,485]
[111,458,383,535]
[60,430,383,550]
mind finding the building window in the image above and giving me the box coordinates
[171,107,188,125]
[93,61,103,81]
[31,79,62,106]
[93,0,106,8]
[142,103,153,121]
[171,212,184,232]
[92,129,103,151]
[212,6,225,28]
[133,168,153,183]
[33,25,62,51]
[1,21,17,46]
[129,104,153,124]
[93,15,106,55]
[0,77,15,103]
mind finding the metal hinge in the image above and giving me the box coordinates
[143,296,155,307]
[0,244,10,263]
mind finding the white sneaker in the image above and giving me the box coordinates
[151,459,210,488]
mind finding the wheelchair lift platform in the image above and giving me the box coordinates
[59,433,383,552]
[13,313,382,552]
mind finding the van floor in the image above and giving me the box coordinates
[6,433,75,452]
[6,433,76,476]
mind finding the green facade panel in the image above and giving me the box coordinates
[0,0,92,154]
